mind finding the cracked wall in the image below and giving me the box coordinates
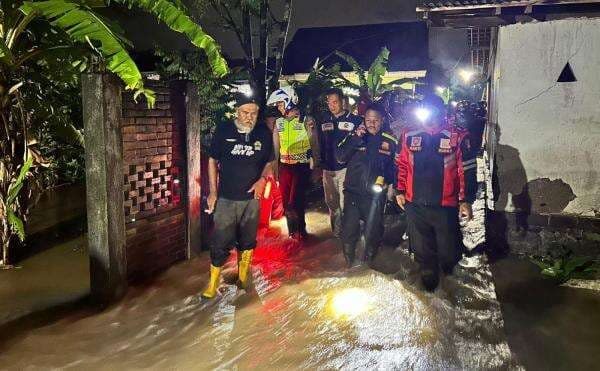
[494,18,600,216]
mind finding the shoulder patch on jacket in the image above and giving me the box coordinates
[382,132,398,144]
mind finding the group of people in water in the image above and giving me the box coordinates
[202,86,478,298]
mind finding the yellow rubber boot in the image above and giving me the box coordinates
[237,250,254,290]
[201,265,222,299]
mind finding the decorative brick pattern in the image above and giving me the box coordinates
[125,209,186,280]
[120,79,187,280]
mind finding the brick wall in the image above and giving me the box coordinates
[121,79,187,280]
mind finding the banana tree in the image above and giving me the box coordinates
[334,47,416,112]
[291,58,344,117]
[0,0,228,267]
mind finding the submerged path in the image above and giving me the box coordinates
[0,208,521,370]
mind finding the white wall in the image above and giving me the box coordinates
[494,18,600,216]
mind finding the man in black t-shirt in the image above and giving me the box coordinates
[202,96,274,299]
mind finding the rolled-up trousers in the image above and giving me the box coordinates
[210,198,259,267]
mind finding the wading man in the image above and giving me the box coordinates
[202,96,274,299]
[336,105,398,267]
[396,94,476,291]
[267,86,314,239]
[315,88,363,238]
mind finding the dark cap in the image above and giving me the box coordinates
[234,93,259,108]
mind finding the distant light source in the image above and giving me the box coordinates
[415,107,431,123]
[173,178,180,184]
[451,101,458,107]
[330,288,372,318]
[459,69,475,83]
[435,86,445,94]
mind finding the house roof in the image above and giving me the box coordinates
[281,22,428,75]
[420,1,529,10]
[417,0,600,27]
[418,0,600,11]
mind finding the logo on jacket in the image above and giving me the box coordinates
[379,141,391,155]
[254,141,262,151]
[409,136,422,151]
[321,122,334,131]
[438,138,453,154]
[338,121,355,131]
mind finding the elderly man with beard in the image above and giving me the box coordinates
[202,95,274,299]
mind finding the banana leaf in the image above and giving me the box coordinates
[335,50,366,89]
[366,47,389,97]
[114,0,228,77]
[20,0,155,105]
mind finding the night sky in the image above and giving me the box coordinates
[119,1,420,58]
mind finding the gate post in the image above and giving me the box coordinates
[185,82,202,257]
[82,73,127,305]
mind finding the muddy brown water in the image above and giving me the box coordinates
[1,208,597,370]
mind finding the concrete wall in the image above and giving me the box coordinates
[493,18,600,216]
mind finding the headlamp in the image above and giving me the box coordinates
[372,176,385,193]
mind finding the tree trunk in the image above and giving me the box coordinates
[270,0,293,92]
[257,0,268,103]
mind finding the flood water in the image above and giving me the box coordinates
[1,206,533,370]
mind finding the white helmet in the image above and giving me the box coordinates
[267,86,298,112]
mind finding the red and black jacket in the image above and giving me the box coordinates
[396,124,477,207]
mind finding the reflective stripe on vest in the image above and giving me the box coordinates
[276,117,311,164]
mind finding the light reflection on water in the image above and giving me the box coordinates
[0,211,521,370]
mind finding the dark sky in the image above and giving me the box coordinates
[204,0,419,57]
[121,0,419,58]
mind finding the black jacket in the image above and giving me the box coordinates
[315,111,363,171]
[336,130,398,196]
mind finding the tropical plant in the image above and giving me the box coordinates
[156,48,243,148]
[290,58,344,117]
[531,254,599,283]
[0,0,227,267]
[187,0,294,104]
[334,47,415,103]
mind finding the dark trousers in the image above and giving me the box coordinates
[341,191,385,262]
[210,198,259,267]
[405,202,462,273]
[279,163,311,234]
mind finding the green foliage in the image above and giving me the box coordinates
[333,47,415,103]
[5,157,33,242]
[156,49,240,148]
[290,59,344,117]
[114,0,228,78]
[334,51,367,89]
[20,0,156,105]
[531,254,599,283]
[7,210,25,242]
[1,0,226,265]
